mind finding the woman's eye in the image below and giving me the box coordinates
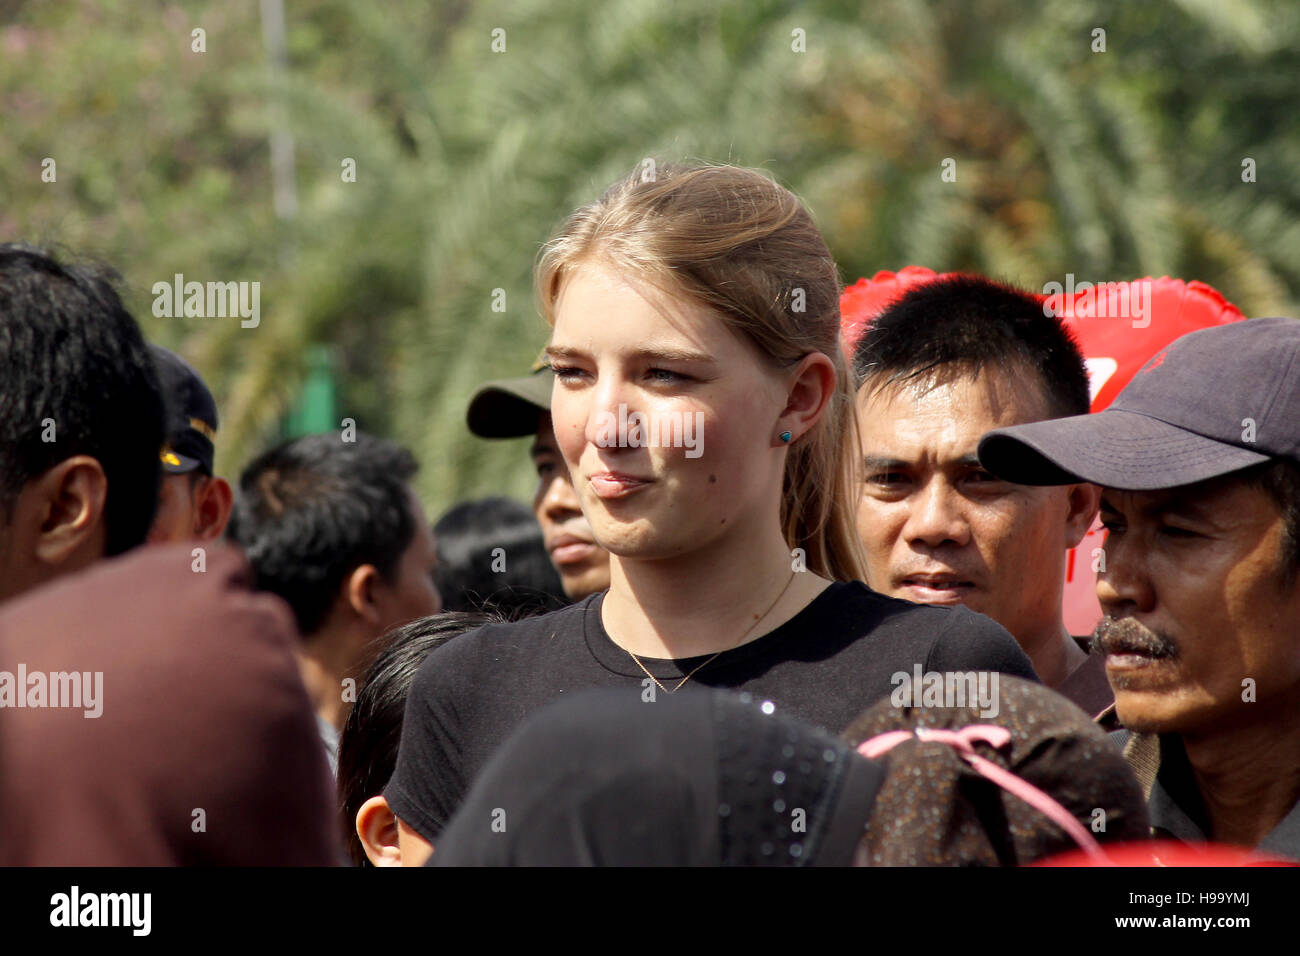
[551,365,585,382]
[868,473,906,486]
[647,368,686,383]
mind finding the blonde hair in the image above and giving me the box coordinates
[535,162,867,583]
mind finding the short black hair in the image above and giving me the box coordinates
[336,611,497,866]
[0,243,165,555]
[1241,457,1300,586]
[226,430,421,636]
[851,275,1091,419]
[433,497,568,617]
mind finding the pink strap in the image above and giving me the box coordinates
[858,724,1113,864]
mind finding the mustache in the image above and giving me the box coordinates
[1092,617,1178,659]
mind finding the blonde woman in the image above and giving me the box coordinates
[386,164,1035,860]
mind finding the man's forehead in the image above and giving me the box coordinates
[861,362,1054,425]
[859,367,1051,462]
[1099,476,1258,517]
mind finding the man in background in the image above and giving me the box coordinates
[0,243,164,603]
[146,344,234,544]
[852,275,1110,716]
[467,353,610,601]
[980,317,1300,855]
[226,430,442,773]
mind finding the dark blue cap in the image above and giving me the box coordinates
[978,317,1300,490]
[150,344,218,475]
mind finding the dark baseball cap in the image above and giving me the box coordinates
[150,344,218,475]
[978,317,1300,490]
[466,351,554,439]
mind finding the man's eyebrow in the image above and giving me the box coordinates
[1099,492,1217,520]
[863,455,910,471]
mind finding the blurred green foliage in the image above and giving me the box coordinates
[3,0,1298,514]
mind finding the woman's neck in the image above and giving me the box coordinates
[600,525,832,660]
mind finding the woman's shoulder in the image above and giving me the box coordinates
[418,594,598,674]
[820,580,1013,644]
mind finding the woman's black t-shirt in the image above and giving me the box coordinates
[384,580,1037,842]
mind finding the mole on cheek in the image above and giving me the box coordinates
[709,475,717,484]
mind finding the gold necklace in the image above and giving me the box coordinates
[623,570,798,694]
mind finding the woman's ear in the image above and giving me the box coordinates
[775,352,837,444]
[356,795,403,866]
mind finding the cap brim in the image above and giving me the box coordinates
[466,370,554,439]
[978,409,1272,490]
[161,452,203,475]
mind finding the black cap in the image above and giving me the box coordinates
[978,317,1300,490]
[150,344,218,475]
[465,350,554,439]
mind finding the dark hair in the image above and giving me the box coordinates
[0,243,165,555]
[336,611,496,866]
[226,430,420,635]
[433,497,568,617]
[851,275,1091,419]
[1241,457,1300,586]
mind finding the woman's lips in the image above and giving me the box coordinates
[550,541,599,565]
[589,473,651,500]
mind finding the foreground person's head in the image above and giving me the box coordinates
[0,244,165,602]
[840,676,1149,865]
[429,682,1145,866]
[851,275,1098,656]
[980,317,1300,737]
[536,162,867,580]
[338,611,493,866]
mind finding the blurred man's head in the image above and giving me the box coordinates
[146,345,233,544]
[433,496,567,616]
[0,244,165,601]
[466,360,611,600]
[227,430,442,727]
[851,276,1099,662]
[980,317,1300,737]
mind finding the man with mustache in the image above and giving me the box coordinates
[851,276,1110,715]
[979,317,1300,855]
[467,353,611,600]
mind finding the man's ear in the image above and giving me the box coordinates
[1063,482,1102,549]
[31,455,109,566]
[345,563,383,625]
[193,475,234,541]
[356,795,403,867]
